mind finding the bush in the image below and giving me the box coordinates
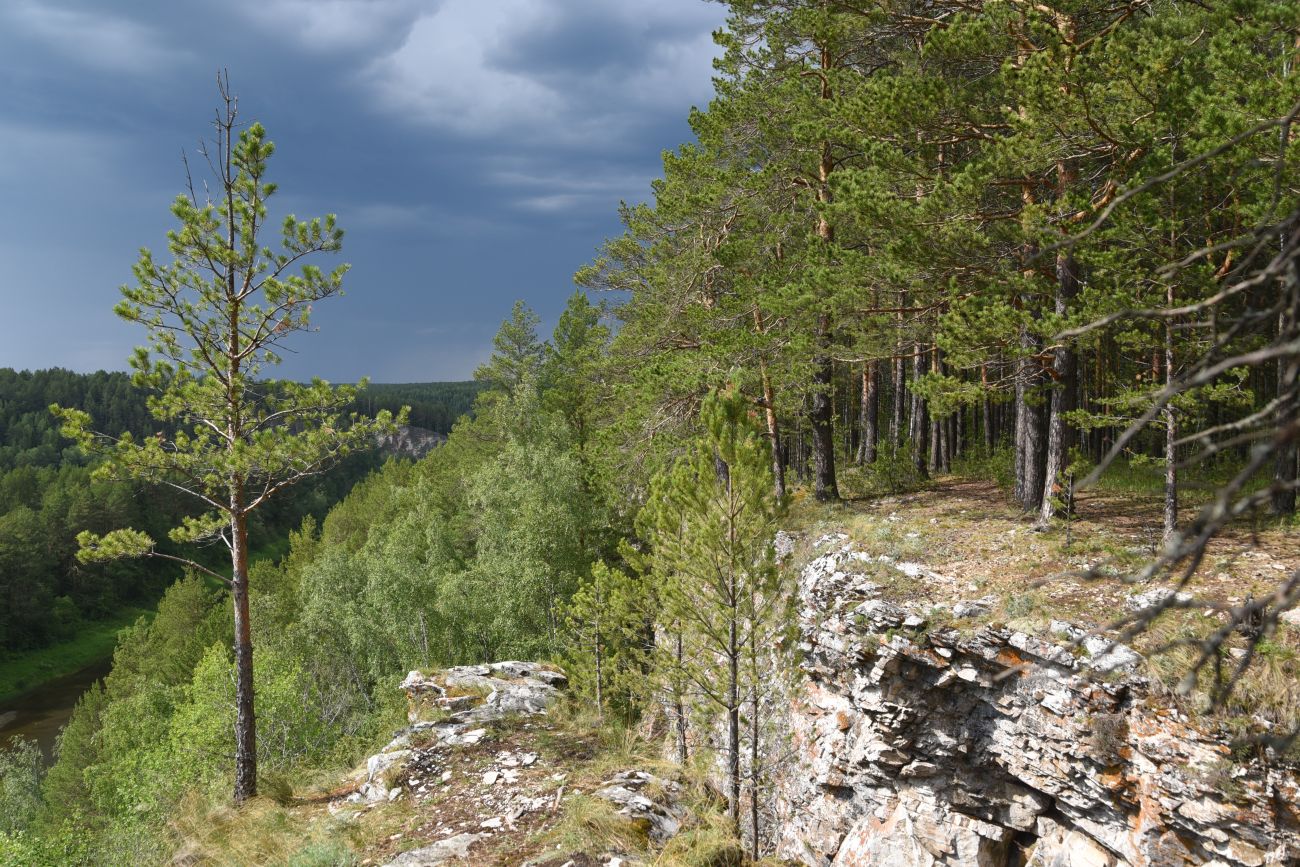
[840,443,928,498]
[0,738,42,835]
[953,444,1015,489]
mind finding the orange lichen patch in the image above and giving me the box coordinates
[1098,768,1132,794]
[996,647,1029,669]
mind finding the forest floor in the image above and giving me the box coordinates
[786,473,1300,728]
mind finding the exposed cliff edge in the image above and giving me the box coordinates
[376,424,446,460]
[774,533,1300,867]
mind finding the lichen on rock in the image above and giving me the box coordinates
[774,537,1300,866]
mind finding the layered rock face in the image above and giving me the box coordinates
[776,536,1300,867]
[375,424,446,460]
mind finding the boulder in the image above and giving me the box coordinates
[593,770,686,844]
[383,832,486,866]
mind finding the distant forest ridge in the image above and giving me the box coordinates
[0,369,482,653]
[0,368,484,472]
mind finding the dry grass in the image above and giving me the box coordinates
[170,793,360,866]
[785,476,1300,736]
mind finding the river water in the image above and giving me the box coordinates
[0,657,113,760]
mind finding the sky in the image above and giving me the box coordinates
[0,0,727,381]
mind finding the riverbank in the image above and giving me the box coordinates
[0,607,150,705]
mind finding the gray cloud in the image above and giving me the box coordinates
[2,2,189,75]
[233,0,426,53]
[0,0,724,380]
[357,0,721,145]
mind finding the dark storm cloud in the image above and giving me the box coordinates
[0,0,725,381]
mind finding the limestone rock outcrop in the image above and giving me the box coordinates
[346,661,566,806]
[376,425,446,460]
[775,536,1300,866]
[594,770,687,844]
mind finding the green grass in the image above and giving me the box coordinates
[0,534,292,704]
[0,607,151,703]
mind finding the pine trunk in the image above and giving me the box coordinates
[750,688,761,860]
[858,362,878,464]
[810,321,839,501]
[231,510,257,804]
[727,627,740,829]
[761,364,786,500]
[1163,286,1178,541]
[1018,330,1045,511]
[1039,238,1081,525]
[674,632,688,763]
[911,345,929,478]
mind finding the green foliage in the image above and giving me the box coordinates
[0,739,43,835]
[563,560,651,722]
[346,381,485,435]
[838,444,929,498]
[640,387,789,824]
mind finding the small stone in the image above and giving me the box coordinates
[480,817,503,829]
[483,770,499,785]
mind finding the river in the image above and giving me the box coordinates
[0,657,113,761]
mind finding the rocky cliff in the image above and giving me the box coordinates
[376,424,446,460]
[774,534,1300,867]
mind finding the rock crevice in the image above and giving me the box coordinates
[775,537,1300,866]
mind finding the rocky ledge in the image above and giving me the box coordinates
[776,535,1300,867]
[345,661,568,806]
[336,661,685,867]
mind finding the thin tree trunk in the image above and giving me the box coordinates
[1014,352,1028,503]
[1018,334,1046,511]
[858,361,878,464]
[1039,209,1081,524]
[892,293,907,449]
[594,616,604,721]
[981,366,993,451]
[892,354,905,450]
[911,344,929,478]
[674,631,688,764]
[749,685,760,860]
[1164,284,1178,541]
[231,510,257,804]
[759,357,786,500]
[727,611,741,830]
[810,324,839,501]
[749,309,786,499]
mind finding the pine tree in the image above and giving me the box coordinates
[640,386,787,841]
[474,300,546,395]
[52,79,396,803]
[562,560,650,722]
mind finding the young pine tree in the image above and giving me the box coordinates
[52,79,397,804]
[562,559,650,723]
[641,386,787,844]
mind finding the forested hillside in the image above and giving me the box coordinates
[0,371,477,656]
[1,0,1298,863]
[348,382,485,434]
[578,0,1299,534]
